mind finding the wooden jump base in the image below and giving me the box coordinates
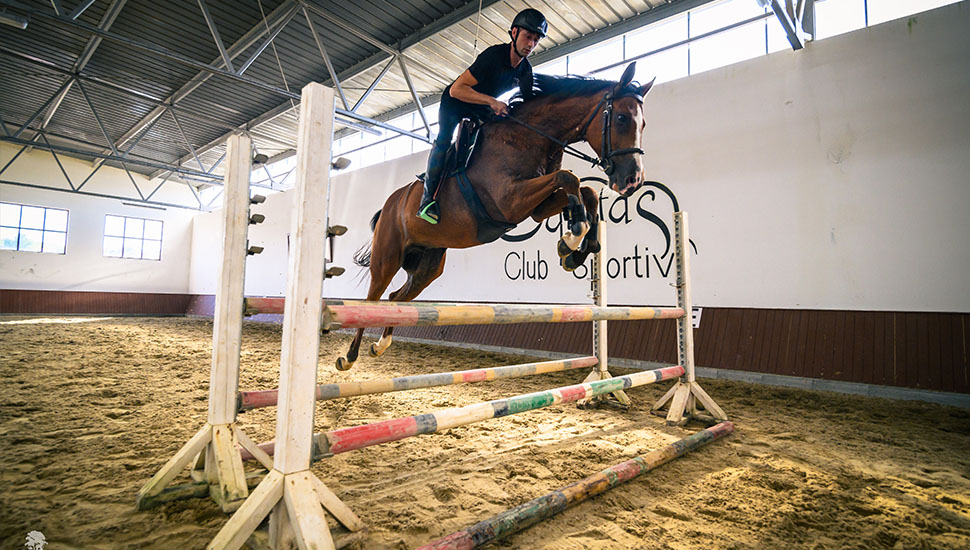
[238,365,685,461]
[238,356,599,411]
[418,421,734,550]
[651,212,728,425]
[137,132,260,513]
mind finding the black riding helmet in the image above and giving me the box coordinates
[510,8,547,38]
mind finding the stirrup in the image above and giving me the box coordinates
[417,201,439,224]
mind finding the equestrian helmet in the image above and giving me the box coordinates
[511,9,547,38]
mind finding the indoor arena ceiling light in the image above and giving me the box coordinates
[0,9,28,29]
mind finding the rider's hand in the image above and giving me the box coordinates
[490,98,509,117]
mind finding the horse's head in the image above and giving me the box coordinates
[585,63,654,197]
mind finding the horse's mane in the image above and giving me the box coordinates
[508,73,639,116]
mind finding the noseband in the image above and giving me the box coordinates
[507,88,644,175]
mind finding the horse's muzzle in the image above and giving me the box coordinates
[612,172,643,197]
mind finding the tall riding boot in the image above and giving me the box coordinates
[417,145,447,224]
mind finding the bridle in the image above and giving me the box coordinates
[507,88,644,176]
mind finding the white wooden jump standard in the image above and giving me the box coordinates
[578,217,631,407]
[137,132,268,512]
[652,211,728,424]
[208,82,361,550]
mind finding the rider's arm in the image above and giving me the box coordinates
[450,70,508,116]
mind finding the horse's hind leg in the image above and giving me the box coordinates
[336,233,404,371]
[368,247,447,358]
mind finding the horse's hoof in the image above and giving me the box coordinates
[335,357,354,371]
[367,342,380,357]
[587,240,601,254]
[560,255,579,272]
[557,239,572,258]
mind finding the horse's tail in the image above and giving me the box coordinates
[352,209,382,267]
[369,209,381,231]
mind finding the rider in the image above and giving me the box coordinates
[416,8,547,224]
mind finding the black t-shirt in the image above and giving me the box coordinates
[441,43,532,117]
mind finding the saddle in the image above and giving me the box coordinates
[447,118,483,176]
[421,119,517,243]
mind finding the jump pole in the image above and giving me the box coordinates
[321,302,682,329]
[137,132,266,512]
[238,356,600,411]
[652,211,728,425]
[246,297,682,327]
[238,365,685,461]
[208,83,361,550]
[417,421,734,550]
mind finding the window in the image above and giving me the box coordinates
[103,215,163,260]
[689,19,768,75]
[0,202,68,254]
[331,0,962,174]
[568,38,624,76]
[867,0,958,26]
[815,0,867,39]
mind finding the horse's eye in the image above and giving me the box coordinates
[616,114,629,124]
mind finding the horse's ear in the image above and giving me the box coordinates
[639,77,656,97]
[614,62,636,93]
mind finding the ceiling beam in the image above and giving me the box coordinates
[91,0,301,166]
[197,0,235,72]
[153,0,506,180]
[0,0,302,99]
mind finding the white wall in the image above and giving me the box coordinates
[192,3,965,313]
[0,144,198,293]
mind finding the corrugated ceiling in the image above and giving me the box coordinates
[0,0,712,188]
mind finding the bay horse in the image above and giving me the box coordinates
[336,62,654,370]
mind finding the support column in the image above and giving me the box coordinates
[652,211,728,425]
[137,132,270,512]
[208,83,361,550]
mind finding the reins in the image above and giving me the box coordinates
[505,88,644,174]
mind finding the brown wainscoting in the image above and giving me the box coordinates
[0,289,193,315]
[390,308,970,395]
[185,294,285,324]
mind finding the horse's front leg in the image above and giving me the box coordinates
[510,170,589,256]
[561,186,602,272]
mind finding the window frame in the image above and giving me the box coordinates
[0,201,69,255]
[102,214,164,261]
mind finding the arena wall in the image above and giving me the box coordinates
[1,144,198,312]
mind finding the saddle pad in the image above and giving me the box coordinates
[455,170,516,244]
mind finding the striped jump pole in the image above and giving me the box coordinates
[417,421,735,550]
[245,297,492,315]
[321,303,684,330]
[238,356,599,411]
[244,297,684,329]
[239,365,685,461]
